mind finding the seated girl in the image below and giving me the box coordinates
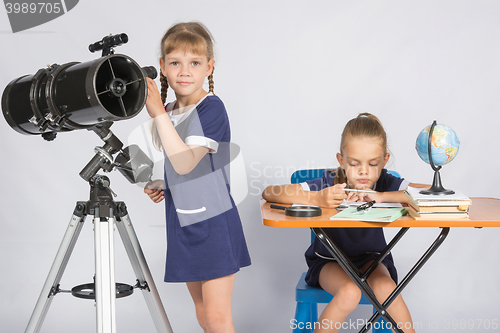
[263,113,426,333]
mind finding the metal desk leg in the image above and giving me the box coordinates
[312,227,450,333]
[362,228,410,282]
[383,227,450,309]
[312,227,397,331]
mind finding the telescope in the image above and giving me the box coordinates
[2,33,155,140]
[2,34,174,333]
[1,33,155,183]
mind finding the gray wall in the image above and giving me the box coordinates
[1,1,499,332]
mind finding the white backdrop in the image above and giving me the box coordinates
[1,1,499,332]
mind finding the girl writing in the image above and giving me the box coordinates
[144,22,251,333]
[263,113,418,333]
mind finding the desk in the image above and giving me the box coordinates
[261,198,500,333]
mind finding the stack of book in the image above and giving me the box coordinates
[404,187,472,220]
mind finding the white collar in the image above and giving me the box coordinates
[166,93,213,127]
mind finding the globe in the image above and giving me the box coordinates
[415,123,460,167]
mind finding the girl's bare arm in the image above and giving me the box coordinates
[262,183,347,208]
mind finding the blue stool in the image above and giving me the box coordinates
[294,272,390,333]
[291,169,397,333]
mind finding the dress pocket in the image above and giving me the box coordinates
[175,216,210,245]
[169,168,233,227]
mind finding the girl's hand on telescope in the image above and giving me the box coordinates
[144,179,165,203]
[145,78,166,118]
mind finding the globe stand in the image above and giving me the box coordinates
[419,120,455,195]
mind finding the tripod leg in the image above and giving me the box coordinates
[25,203,86,333]
[115,203,174,333]
[94,208,117,333]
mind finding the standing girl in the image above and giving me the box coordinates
[263,113,419,333]
[144,22,251,333]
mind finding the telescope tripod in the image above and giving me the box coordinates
[25,175,173,333]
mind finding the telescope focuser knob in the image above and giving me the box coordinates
[42,132,57,141]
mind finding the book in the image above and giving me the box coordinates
[406,202,469,213]
[330,207,407,223]
[405,204,469,220]
[404,187,472,208]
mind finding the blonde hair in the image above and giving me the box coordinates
[340,112,387,155]
[152,22,216,151]
[334,112,388,184]
[159,21,215,104]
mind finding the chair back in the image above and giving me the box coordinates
[291,169,327,184]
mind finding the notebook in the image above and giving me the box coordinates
[330,207,407,223]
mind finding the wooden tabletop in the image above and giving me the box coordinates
[261,197,500,228]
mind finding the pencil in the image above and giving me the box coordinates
[343,188,376,193]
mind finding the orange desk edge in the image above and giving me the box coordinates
[261,197,500,228]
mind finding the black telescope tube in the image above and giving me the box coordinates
[2,54,150,137]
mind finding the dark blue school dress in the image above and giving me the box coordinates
[304,169,404,288]
[162,94,251,282]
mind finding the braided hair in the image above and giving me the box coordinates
[159,22,215,103]
[153,22,216,151]
[160,71,169,105]
[208,66,215,95]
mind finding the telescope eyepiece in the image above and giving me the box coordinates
[109,33,128,46]
[89,33,128,56]
[142,66,158,80]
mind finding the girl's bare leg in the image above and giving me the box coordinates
[366,264,415,333]
[187,281,207,332]
[314,262,363,333]
[314,261,415,333]
[187,274,236,333]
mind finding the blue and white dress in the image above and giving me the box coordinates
[301,169,409,288]
[162,93,251,282]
